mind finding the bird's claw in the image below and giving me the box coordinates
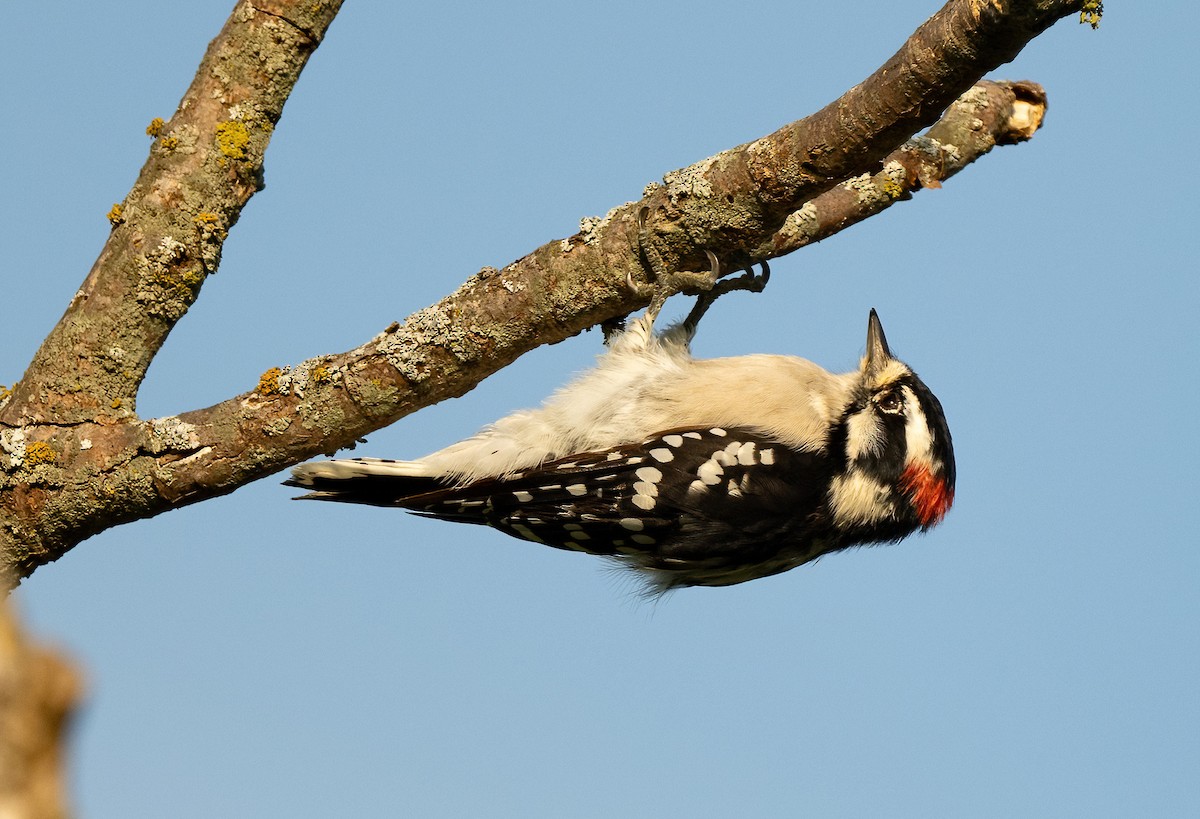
[635,207,726,322]
[681,259,771,337]
[634,206,771,333]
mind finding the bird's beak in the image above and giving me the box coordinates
[865,308,892,375]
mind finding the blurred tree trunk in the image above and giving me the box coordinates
[0,599,81,819]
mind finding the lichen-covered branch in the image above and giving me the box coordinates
[142,80,1050,505]
[756,80,1048,259]
[2,0,343,426]
[0,0,1091,588]
[632,0,1082,274]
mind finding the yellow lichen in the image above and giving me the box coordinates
[107,203,124,226]
[256,367,283,396]
[1080,0,1103,28]
[160,136,179,151]
[215,120,251,159]
[310,365,335,385]
[24,441,56,467]
[0,384,11,401]
[146,117,165,137]
[111,398,122,409]
[181,269,206,286]
[193,211,226,239]
[879,177,904,199]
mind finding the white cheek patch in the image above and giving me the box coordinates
[846,409,884,459]
[829,472,893,526]
[902,386,934,469]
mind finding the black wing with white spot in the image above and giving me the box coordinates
[392,427,842,586]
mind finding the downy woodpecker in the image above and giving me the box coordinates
[287,260,955,592]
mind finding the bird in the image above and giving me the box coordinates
[286,260,955,593]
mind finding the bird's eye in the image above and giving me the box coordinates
[876,391,904,415]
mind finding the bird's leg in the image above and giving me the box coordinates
[633,207,725,325]
[681,259,771,338]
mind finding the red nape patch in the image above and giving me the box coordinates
[900,463,954,527]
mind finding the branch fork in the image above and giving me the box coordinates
[1,0,1086,587]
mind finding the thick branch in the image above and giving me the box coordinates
[634,0,1081,272]
[0,80,1046,585]
[159,80,1049,503]
[3,0,343,425]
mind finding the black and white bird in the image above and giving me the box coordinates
[287,275,955,592]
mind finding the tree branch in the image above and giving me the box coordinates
[0,0,1089,587]
[0,598,82,818]
[755,79,1048,259]
[2,0,343,425]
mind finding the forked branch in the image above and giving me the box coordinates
[0,0,1088,587]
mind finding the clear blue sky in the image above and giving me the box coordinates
[4,2,1197,817]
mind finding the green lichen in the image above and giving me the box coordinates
[1080,1,1103,28]
[134,237,200,319]
[24,441,56,467]
[215,120,251,159]
[146,117,165,137]
[191,212,226,272]
[262,417,293,437]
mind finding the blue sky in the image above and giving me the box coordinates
[3,2,1197,816]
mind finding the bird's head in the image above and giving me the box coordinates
[828,310,956,533]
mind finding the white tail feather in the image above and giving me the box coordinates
[289,458,436,485]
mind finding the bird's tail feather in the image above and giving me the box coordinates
[285,458,448,508]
